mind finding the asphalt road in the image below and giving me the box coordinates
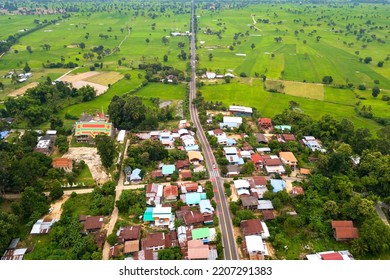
[189,0,239,260]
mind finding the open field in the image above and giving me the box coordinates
[134,82,186,101]
[196,3,390,90]
[58,71,123,96]
[283,80,324,100]
[200,79,383,133]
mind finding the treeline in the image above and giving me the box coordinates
[0,81,96,127]
[107,95,176,131]
[138,63,186,83]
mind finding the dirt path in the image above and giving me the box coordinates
[43,195,70,220]
[251,15,262,31]
[102,139,130,260]
[8,82,38,97]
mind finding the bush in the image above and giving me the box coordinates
[358,84,366,90]
[49,185,64,201]
[107,232,118,246]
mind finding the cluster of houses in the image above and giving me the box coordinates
[202,71,235,80]
[132,120,207,183]
[106,181,218,260]
[4,71,32,83]
[205,105,326,178]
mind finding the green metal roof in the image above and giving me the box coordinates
[192,228,210,240]
[143,207,154,222]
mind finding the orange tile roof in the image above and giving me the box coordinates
[163,185,178,199]
[331,220,354,228]
[335,227,359,240]
[52,158,72,169]
[279,152,298,163]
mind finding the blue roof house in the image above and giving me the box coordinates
[162,165,176,176]
[185,192,207,205]
[143,207,154,222]
[130,168,142,181]
[270,179,286,192]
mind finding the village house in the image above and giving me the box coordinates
[181,170,192,180]
[240,219,264,236]
[258,200,274,211]
[291,186,305,196]
[34,134,56,155]
[146,183,163,206]
[279,151,298,170]
[258,118,273,130]
[254,133,269,144]
[142,232,171,251]
[233,179,251,196]
[117,226,141,243]
[52,158,73,172]
[244,235,268,257]
[305,250,354,260]
[331,220,359,241]
[205,71,216,79]
[30,218,59,234]
[229,105,253,117]
[280,134,296,142]
[241,196,259,210]
[262,209,275,221]
[183,192,207,206]
[162,164,176,177]
[187,151,204,165]
[183,210,205,226]
[191,228,216,243]
[176,159,190,170]
[302,136,326,153]
[81,215,104,234]
[187,240,210,260]
[270,179,286,193]
[263,156,285,175]
[163,185,179,201]
[220,116,243,129]
[180,182,202,193]
[224,147,243,165]
[273,125,292,132]
[226,164,241,176]
[251,153,265,170]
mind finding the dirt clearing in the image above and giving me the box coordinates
[63,147,109,185]
[59,71,122,96]
[8,82,38,97]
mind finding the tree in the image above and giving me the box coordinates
[14,187,49,220]
[241,161,255,175]
[0,211,19,255]
[23,62,31,73]
[372,86,380,97]
[145,38,150,44]
[124,73,131,80]
[26,45,32,53]
[95,135,117,169]
[322,76,333,84]
[55,135,69,154]
[377,61,384,67]
[363,57,372,64]
[161,36,169,45]
[78,85,96,102]
[0,82,4,90]
[208,53,213,61]
[79,42,85,50]
[158,247,182,260]
[50,184,64,200]
[41,44,51,51]
[163,54,168,62]
[50,115,63,130]
[117,59,122,66]
[251,43,255,50]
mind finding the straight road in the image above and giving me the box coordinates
[189,0,239,260]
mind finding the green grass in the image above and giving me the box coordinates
[134,82,185,100]
[75,165,95,186]
[196,3,390,90]
[201,80,383,133]
[61,193,94,218]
